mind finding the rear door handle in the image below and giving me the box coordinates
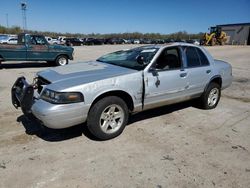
[180,73,187,78]
[206,70,211,74]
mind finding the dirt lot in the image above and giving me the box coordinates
[0,45,249,188]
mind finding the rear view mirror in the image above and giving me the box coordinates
[136,55,145,65]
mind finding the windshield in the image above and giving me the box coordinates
[97,47,159,70]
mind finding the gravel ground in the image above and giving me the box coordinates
[0,45,249,188]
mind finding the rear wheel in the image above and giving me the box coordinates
[220,40,225,45]
[87,96,128,140]
[55,55,68,66]
[200,82,221,109]
[211,38,216,46]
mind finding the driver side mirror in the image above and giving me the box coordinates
[148,67,159,76]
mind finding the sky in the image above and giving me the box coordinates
[0,0,249,34]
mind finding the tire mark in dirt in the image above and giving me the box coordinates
[222,76,250,102]
[0,134,36,148]
[211,111,250,131]
[222,95,250,103]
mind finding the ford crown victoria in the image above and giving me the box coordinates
[12,43,232,140]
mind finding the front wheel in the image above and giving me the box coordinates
[200,82,221,109]
[87,96,129,140]
[55,55,68,66]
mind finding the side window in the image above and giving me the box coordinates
[196,48,210,66]
[30,36,37,45]
[154,47,181,70]
[35,36,46,45]
[184,47,200,67]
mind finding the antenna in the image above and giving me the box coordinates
[21,2,27,32]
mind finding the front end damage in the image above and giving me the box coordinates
[11,76,51,115]
[11,76,88,129]
[11,77,35,115]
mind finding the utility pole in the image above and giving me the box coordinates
[21,2,27,32]
[6,13,9,28]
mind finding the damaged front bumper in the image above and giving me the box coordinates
[11,77,34,114]
[11,76,88,129]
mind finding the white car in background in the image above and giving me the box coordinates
[193,39,200,45]
[58,36,67,45]
[0,35,18,44]
[6,38,18,44]
[0,35,9,44]
[45,37,60,45]
[133,39,140,44]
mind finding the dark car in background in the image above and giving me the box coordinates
[84,38,105,45]
[65,38,83,46]
[105,38,126,44]
[174,39,186,43]
[164,39,175,43]
[186,39,200,45]
[140,38,153,44]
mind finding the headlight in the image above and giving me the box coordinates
[40,88,84,104]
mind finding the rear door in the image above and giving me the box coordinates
[182,46,212,96]
[143,46,189,110]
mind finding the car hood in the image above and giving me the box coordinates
[37,61,137,87]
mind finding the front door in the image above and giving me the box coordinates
[143,47,188,110]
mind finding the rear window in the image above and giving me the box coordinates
[196,48,210,66]
[183,46,209,67]
[184,47,200,67]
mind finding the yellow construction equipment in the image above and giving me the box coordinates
[201,26,227,46]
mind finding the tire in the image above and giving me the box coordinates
[87,96,129,140]
[200,82,221,109]
[55,55,68,66]
[211,38,216,46]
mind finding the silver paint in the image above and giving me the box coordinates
[31,43,232,129]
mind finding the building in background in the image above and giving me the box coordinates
[217,23,250,45]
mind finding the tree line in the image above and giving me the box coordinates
[0,25,204,39]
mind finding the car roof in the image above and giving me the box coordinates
[138,42,200,50]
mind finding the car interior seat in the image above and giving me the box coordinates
[156,53,180,70]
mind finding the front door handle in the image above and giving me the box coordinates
[180,73,187,78]
[206,70,211,74]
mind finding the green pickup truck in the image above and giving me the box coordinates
[0,33,74,66]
